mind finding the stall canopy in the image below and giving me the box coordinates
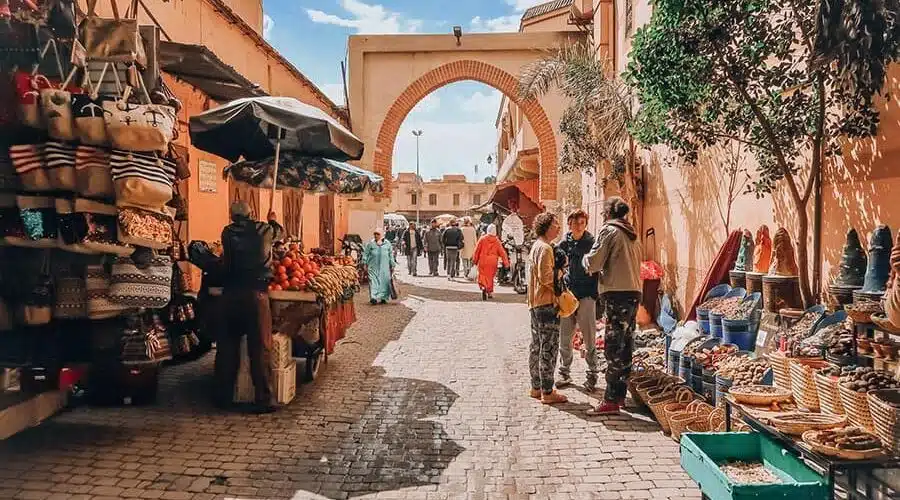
[189,96,364,162]
[471,180,544,222]
[224,152,384,195]
[158,42,267,103]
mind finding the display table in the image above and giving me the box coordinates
[724,397,900,499]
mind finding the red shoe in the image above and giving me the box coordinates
[586,401,621,416]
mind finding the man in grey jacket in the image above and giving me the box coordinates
[425,220,443,276]
[582,196,642,415]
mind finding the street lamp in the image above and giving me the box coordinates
[412,129,423,225]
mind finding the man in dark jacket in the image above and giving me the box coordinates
[215,202,282,413]
[556,210,601,391]
[400,222,423,276]
[442,219,465,279]
[425,221,443,276]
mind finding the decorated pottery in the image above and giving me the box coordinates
[753,225,772,273]
[768,227,799,277]
[733,229,755,272]
[862,225,893,294]
[833,229,867,288]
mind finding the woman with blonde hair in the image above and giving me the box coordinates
[472,224,509,300]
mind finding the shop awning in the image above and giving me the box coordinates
[159,41,267,103]
[470,179,543,215]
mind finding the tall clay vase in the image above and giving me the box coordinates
[862,225,893,294]
[768,228,799,277]
[753,225,772,274]
[829,229,867,307]
[733,229,755,272]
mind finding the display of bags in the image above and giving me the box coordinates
[103,76,176,153]
[20,250,53,325]
[109,254,172,308]
[85,262,128,319]
[75,198,133,255]
[117,205,173,250]
[5,195,58,248]
[79,0,146,65]
[72,63,110,146]
[40,67,81,141]
[10,143,51,192]
[0,151,20,192]
[121,314,172,365]
[74,145,113,198]
[44,140,77,191]
[110,150,175,211]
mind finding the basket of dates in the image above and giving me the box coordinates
[839,368,900,432]
[802,427,884,459]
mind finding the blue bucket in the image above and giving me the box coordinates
[709,311,725,338]
[692,373,704,394]
[679,361,692,384]
[704,284,732,301]
[715,375,733,407]
[699,318,711,334]
[723,317,755,350]
[702,379,717,405]
[668,349,681,376]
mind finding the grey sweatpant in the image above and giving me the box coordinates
[446,247,460,277]
[558,296,599,387]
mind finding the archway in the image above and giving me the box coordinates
[373,60,558,200]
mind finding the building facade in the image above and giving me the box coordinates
[385,173,494,223]
[82,0,349,257]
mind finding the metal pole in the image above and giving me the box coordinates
[269,126,282,214]
[413,129,423,225]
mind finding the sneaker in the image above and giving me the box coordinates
[583,382,598,393]
[586,401,621,416]
[541,390,568,405]
[556,375,573,388]
[528,388,542,399]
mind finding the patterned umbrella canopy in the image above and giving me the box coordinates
[223,152,384,195]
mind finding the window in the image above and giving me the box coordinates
[453,194,460,206]
[428,194,437,206]
[473,194,481,205]
[411,193,417,205]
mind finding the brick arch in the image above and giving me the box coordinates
[373,60,558,201]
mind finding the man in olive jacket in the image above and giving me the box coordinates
[582,196,642,415]
[424,220,443,276]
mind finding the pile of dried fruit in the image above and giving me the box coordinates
[724,299,758,320]
[633,347,665,371]
[819,365,851,378]
[728,359,770,387]
[807,428,881,451]
[825,329,854,358]
[780,312,822,353]
[698,296,727,311]
[719,461,783,484]
[681,337,708,358]
[710,297,743,317]
[839,367,899,393]
[695,344,739,370]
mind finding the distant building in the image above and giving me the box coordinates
[386,173,494,223]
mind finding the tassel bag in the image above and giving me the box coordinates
[9,143,51,192]
[109,254,172,308]
[5,195,58,248]
[76,199,133,255]
[117,205,173,250]
[110,150,175,212]
[103,69,175,153]
[85,261,128,319]
[121,313,172,365]
[44,140,77,191]
[74,145,114,199]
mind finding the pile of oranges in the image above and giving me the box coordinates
[269,243,322,292]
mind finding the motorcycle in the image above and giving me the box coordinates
[498,235,529,294]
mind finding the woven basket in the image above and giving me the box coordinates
[670,412,706,443]
[838,384,875,432]
[813,371,845,416]
[770,413,847,435]
[628,373,659,407]
[635,377,665,402]
[867,390,900,454]
[768,352,792,391]
[649,387,693,432]
[708,407,726,431]
[789,359,824,411]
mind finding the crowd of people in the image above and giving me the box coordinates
[361,196,641,416]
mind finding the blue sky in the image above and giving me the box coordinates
[261,0,548,181]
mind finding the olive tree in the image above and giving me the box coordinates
[626,0,900,306]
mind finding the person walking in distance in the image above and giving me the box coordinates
[472,224,508,300]
[460,217,478,276]
[401,222,423,277]
[583,197,642,415]
[442,219,464,279]
[527,212,567,405]
[216,202,282,414]
[425,220,442,276]
[556,210,600,392]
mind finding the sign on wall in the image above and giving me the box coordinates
[199,160,218,193]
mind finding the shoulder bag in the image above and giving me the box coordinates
[102,69,175,153]
[74,145,114,199]
[110,149,175,211]
[5,195,58,248]
[79,0,146,66]
[109,254,172,308]
[9,142,51,192]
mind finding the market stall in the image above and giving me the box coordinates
[634,224,900,500]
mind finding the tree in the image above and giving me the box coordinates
[626,0,900,306]
[484,176,496,184]
[704,140,751,235]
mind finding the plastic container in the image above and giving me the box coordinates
[697,284,732,329]
[668,349,681,376]
[679,360,692,385]
[680,432,829,500]
[709,311,725,338]
[715,375,733,406]
[702,379,717,405]
[692,373,704,394]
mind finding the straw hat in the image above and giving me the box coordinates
[558,290,579,318]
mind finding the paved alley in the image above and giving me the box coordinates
[0,257,700,500]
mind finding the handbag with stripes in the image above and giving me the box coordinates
[110,150,175,212]
[75,146,114,199]
[9,143,51,192]
[45,140,77,191]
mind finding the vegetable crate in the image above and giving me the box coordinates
[680,432,828,500]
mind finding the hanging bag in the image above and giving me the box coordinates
[76,198,133,255]
[74,145,114,198]
[85,260,128,319]
[39,66,82,141]
[0,149,20,192]
[110,149,175,211]
[5,195,58,248]
[117,205,173,250]
[14,38,65,129]
[79,0,146,66]
[71,62,110,146]
[9,142,51,191]
[109,254,172,308]
[103,69,176,153]
[20,249,53,325]
[44,140,77,191]
[55,197,89,253]
[53,254,87,319]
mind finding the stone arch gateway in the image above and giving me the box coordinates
[347,32,583,205]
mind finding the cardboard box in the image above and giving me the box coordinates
[234,336,296,405]
[272,333,292,369]
[273,362,296,405]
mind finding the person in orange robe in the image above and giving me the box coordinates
[472,224,510,300]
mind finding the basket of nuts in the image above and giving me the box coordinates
[814,366,846,416]
[845,300,883,324]
[839,367,900,432]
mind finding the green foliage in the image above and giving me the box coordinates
[484,176,496,184]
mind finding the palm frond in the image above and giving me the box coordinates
[518,55,568,101]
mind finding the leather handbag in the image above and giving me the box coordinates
[9,142,51,192]
[117,205,173,250]
[74,145,114,199]
[79,0,146,66]
[44,140,77,191]
[110,149,175,211]
[109,254,172,308]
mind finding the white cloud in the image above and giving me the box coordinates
[507,0,550,11]
[460,90,502,121]
[470,15,520,33]
[306,0,423,34]
[262,14,274,39]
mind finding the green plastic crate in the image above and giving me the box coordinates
[680,432,829,500]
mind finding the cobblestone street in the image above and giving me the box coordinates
[0,257,700,500]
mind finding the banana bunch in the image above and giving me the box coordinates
[307,265,359,304]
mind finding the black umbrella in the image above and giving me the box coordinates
[188,96,364,162]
